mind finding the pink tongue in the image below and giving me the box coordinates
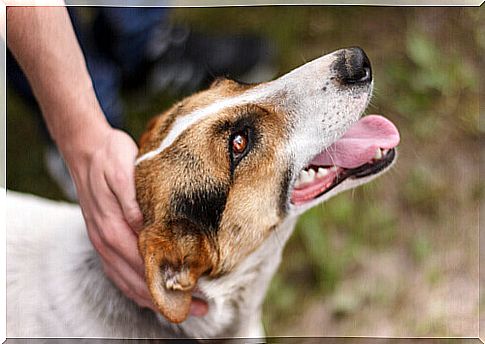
[310,115,400,169]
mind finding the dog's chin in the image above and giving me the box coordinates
[288,149,397,215]
[153,281,236,337]
[155,296,236,338]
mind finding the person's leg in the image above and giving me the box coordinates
[93,7,169,78]
[68,7,124,129]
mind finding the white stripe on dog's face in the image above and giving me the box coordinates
[135,84,279,165]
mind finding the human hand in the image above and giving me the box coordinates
[63,127,156,310]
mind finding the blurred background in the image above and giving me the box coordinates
[6,6,482,337]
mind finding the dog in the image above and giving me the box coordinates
[7,47,400,339]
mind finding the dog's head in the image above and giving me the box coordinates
[135,47,400,325]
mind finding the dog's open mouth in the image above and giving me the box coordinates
[291,115,400,205]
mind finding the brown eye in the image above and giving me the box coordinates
[229,128,253,168]
[232,133,248,155]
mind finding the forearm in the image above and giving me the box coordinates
[6,6,154,309]
[7,6,110,158]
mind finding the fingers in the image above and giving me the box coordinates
[69,129,157,312]
[80,142,145,276]
[103,261,156,310]
[105,166,143,232]
[87,222,156,311]
[98,217,145,277]
[86,166,145,276]
[104,133,144,232]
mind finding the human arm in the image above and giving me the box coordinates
[6,6,155,309]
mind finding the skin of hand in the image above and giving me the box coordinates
[65,127,156,310]
[6,6,157,311]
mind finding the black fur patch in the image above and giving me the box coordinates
[278,165,292,216]
[171,185,228,233]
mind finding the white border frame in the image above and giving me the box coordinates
[0,2,482,343]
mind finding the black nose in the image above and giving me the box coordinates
[334,47,372,85]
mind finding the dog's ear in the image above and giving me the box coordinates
[138,116,160,148]
[138,220,214,323]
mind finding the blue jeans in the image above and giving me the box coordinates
[7,7,168,134]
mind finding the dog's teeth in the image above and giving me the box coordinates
[302,173,314,184]
[382,149,388,155]
[330,166,338,172]
[298,170,309,184]
[374,148,382,160]
[294,179,302,188]
[317,167,329,178]
[298,169,315,185]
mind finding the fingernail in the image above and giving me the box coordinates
[134,214,144,231]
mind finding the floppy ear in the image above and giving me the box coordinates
[138,220,214,323]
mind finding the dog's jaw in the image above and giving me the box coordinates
[279,75,374,215]
[157,216,298,338]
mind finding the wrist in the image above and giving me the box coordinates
[55,109,112,168]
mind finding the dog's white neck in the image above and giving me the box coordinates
[74,215,298,338]
[7,192,299,338]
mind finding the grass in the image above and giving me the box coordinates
[6,6,482,337]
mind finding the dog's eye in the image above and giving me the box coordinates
[232,133,248,156]
[229,129,251,165]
